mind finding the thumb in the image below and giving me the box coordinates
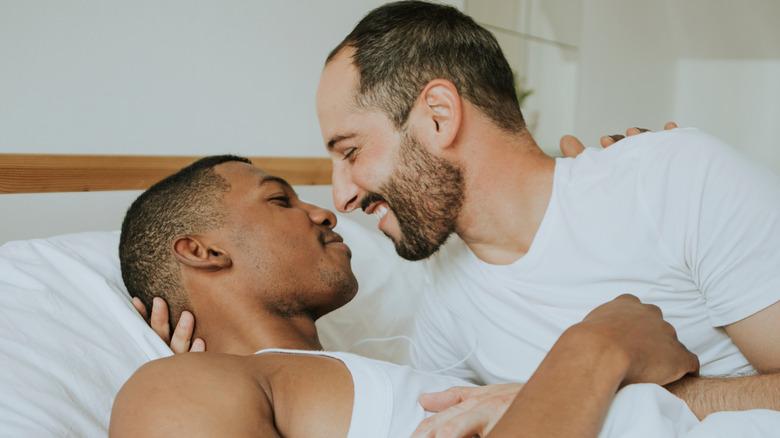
[418,388,465,413]
[132,297,149,321]
[559,135,585,158]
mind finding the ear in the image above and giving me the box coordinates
[414,79,462,151]
[172,236,232,272]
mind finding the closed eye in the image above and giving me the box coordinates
[270,196,291,207]
[343,147,357,161]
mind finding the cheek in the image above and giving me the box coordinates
[355,155,393,188]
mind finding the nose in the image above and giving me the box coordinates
[306,202,338,229]
[331,162,361,213]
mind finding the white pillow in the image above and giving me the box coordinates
[318,216,426,363]
[0,215,424,436]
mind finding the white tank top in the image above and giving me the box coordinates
[256,348,473,437]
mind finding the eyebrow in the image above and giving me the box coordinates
[326,133,356,151]
[259,175,294,191]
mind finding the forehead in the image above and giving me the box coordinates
[317,49,359,112]
[214,161,291,193]
[316,49,399,150]
[316,49,363,138]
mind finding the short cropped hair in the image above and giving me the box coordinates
[119,155,251,328]
[328,0,525,133]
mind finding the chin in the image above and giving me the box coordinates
[315,273,359,318]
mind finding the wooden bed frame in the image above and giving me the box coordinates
[0,154,333,194]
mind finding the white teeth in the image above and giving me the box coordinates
[373,205,389,221]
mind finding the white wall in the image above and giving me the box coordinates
[674,59,780,172]
[466,0,780,171]
[574,0,677,145]
[1,0,442,157]
[5,0,778,243]
[575,0,780,173]
[0,0,461,244]
[465,0,582,157]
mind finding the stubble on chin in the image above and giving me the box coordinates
[382,133,464,261]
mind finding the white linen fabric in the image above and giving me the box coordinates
[0,231,171,437]
[0,215,423,436]
[411,128,780,384]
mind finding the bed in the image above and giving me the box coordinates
[0,154,425,436]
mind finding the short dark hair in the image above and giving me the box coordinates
[119,155,251,328]
[327,0,524,132]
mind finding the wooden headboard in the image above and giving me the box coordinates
[0,154,333,194]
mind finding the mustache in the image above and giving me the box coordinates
[318,229,344,245]
[360,192,388,212]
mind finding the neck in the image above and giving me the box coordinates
[454,127,556,265]
[189,293,324,355]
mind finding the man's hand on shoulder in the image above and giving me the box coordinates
[559,122,678,158]
[132,296,205,353]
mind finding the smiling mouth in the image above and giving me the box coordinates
[361,193,392,222]
[362,193,387,211]
[371,203,389,221]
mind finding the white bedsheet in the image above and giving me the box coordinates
[0,231,169,436]
[601,384,780,437]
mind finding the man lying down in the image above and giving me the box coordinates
[109,155,773,437]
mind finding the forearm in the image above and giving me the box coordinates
[487,325,629,438]
[666,372,780,420]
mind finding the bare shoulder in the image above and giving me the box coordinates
[110,353,279,437]
[248,352,355,437]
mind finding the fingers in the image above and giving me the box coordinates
[419,387,472,413]
[559,135,585,158]
[411,401,472,438]
[600,134,624,148]
[142,297,204,353]
[626,127,650,136]
[190,338,206,352]
[170,310,197,354]
[414,411,484,438]
[413,384,520,438]
[601,123,677,149]
[149,297,171,344]
[132,297,149,321]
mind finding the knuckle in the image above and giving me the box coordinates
[436,422,460,438]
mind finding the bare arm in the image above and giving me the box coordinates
[665,301,780,418]
[487,325,631,438]
[412,295,699,438]
[109,354,278,437]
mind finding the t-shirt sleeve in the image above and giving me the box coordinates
[409,277,481,383]
[638,128,780,326]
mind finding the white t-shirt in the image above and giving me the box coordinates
[410,128,780,384]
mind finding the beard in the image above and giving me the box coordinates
[370,131,465,261]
